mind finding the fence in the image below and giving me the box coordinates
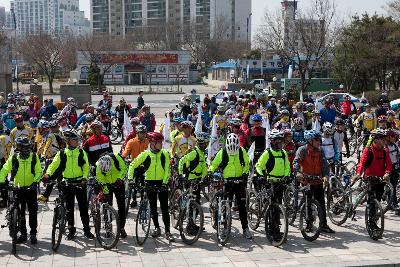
[103,85,183,94]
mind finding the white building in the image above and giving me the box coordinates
[7,0,90,37]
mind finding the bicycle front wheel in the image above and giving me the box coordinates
[299,199,323,242]
[51,205,66,251]
[135,199,151,246]
[381,183,394,214]
[365,198,384,240]
[217,201,231,245]
[124,183,132,216]
[246,191,261,230]
[95,203,121,250]
[265,203,288,247]
[327,188,349,226]
[10,207,19,255]
[284,185,298,226]
[179,201,204,245]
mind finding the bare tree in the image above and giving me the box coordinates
[386,0,400,20]
[255,0,341,93]
[18,33,65,93]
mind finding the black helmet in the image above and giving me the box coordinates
[15,137,32,157]
[63,129,80,139]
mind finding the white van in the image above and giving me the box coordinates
[250,79,266,90]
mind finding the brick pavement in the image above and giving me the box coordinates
[1,193,400,267]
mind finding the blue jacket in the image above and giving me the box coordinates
[320,107,336,125]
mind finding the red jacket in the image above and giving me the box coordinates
[284,141,296,170]
[341,101,352,116]
[83,134,113,165]
[356,144,392,177]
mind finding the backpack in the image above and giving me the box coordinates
[182,148,201,175]
[364,146,387,171]
[142,150,167,173]
[54,134,66,150]
[264,149,286,176]
[219,148,245,171]
[11,154,37,179]
[58,149,86,173]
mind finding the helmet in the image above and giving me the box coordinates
[37,120,49,129]
[98,105,107,111]
[387,110,396,116]
[7,93,14,98]
[378,115,388,122]
[270,98,276,102]
[293,117,303,126]
[173,117,185,123]
[313,110,320,115]
[147,132,164,142]
[15,137,32,155]
[306,103,314,111]
[63,129,79,139]
[196,132,210,143]
[282,128,293,137]
[136,124,147,133]
[142,104,150,110]
[217,105,225,112]
[67,97,75,103]
[29,117,38,125]
[14,114,23,122]
[90,120,103,129]
[7,104,15,109]
[304,130,321,142]
[322,122,335,134]
[269,129,284,141]
[281,110,290,116]
[85,113,94,122]
[335,118,345,125]
[49,120,59,128]
[252,114,262,122]
[228,118,242,126]
[181,121,193,128]
[226,133,240,155]
[98,155,112,173]
[370,129,387,139]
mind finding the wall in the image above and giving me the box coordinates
[60,84,91,107]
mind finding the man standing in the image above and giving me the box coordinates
[137,90,145,110]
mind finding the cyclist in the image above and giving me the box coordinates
[128,132,174,241]
[170,121,196,159]
[96,154,128,238]
[321,122,339,171]
[355,104,377,145]
[320,99,336,125]
[293,130,335,234]
[386,129,400,212]
[44,129,94,240]
[36,120,50,157]
[209,133,252,239]
[211,106,228,133]
[312,110,322,133]
[2,104,17,131]
[228,118,248,149]
[83,120,113,166]
[292,117,305,149]
[386,110,397,129]
[10,114,34,144]
[340,94,356,134]
[97,106,111,134]
[282,129,296,170]
[304,103,314,130]
[334,118,350,159]
[246,114,266,161]
[139,105,156,132]
[274,110,291,130]
[122,117,140,151]
[0,137,43,244]
[170,117,184,143]
[0,124,12,207]
[255,129,290,241]
[115,98,130,130]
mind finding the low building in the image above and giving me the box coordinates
[0,36,12,94]
[76,50,191,85]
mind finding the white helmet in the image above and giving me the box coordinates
[322,122,335,135]
[98,155,112,173]
[226,133,240,155]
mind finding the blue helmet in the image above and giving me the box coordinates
[252,114,262,122]
[37,120,49,129]
[173,117,185,123]
[304,130,321,142]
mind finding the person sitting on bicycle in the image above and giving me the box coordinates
[97,105,111,135]
[171,121,196,159]
[386,129,400,214]
[128,132,174,241]
[209,133,253,239]
[340,94,356,134]
[170,117,184,143]
[228,118,248,149]
[355,104,376,145]
[293,130,335,234]
[44,129,94,240]
[0,137,43,244]
[96,153,128,238]
[255,130,290,241]
[321,122,339,171]
[245,114,266,162]
[334,118,350,159]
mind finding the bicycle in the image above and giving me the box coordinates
[170,179,204,245]
[327,176,385,240]
[135,183,166,246]
[49,181,69,252]
[0,181,33,255]
[247,177,288,246]
[88,182,121,250]
[109,116,123,145]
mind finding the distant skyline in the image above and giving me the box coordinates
[2,0,391,38]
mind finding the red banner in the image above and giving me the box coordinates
[101,53,179,64]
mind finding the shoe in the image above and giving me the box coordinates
[243,228,253,239]
[151,228,161,238]
[37,194,48,203]
[120,229,127,238]
[165,232,175,242]
[84,231,95,239]
[17,234,27,244]
[321,225,335,234]
[130,200,137,208]
[67,228,76,240]
[30,235,37,244]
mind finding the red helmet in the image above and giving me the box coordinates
[14,114,23,122]
[147,132,164,142]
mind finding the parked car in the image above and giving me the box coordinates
[315,93,362,111]
[214,91,233,104]
[250,79,266,90]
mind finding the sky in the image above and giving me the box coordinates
[2,0,391,37]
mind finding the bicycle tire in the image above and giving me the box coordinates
[169,188,182,229]
[124,184,132,217]
[365,198,384,240]
[110,126,122,144]
[246,191,261,230]
[135,199,151,246]
[51,205,65,252]
[95,203,120,250]
[10,207,19,255]
[217,201,231,245]
[299,199,323,242]
[327,188,349,226]
[283,185,298,226]
[381,183,394,214]
[265,203,288,247]
[179,201,204,245]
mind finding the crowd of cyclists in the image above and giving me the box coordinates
[0,88,398,252]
